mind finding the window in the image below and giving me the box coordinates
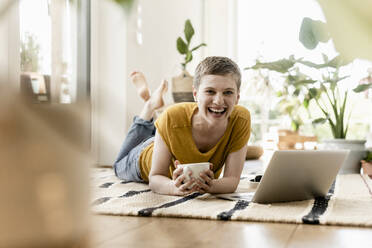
[19,0,78,104]
[236,0,372,145]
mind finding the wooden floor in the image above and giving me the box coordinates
[91,214,372,248]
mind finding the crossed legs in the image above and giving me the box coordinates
[114,72,168,181]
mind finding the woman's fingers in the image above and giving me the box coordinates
[174,172,188,187]
[174,160,180,167]
[200,169,213,183]
[172,160,215,195]
[196,179,209,192]
[178,177,196,192]
[172,167,183,181]
[196,170,214,191]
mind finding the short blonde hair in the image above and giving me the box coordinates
[193,56,241,90]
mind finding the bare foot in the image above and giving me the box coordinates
[139,80,168,121]
[130,71,150,101]
[149,79,168,110]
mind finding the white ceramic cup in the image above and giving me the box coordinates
[178,162,211,188]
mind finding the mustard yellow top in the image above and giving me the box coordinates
[139,102,251,182]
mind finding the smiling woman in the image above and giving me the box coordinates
[112,56,251,196]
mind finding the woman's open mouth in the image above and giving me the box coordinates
[208,107,227,115]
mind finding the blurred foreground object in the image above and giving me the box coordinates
[0,89,92,247]
[316,0,372,61]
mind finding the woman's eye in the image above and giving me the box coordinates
[224,91,233,95]
[206,90,215,94]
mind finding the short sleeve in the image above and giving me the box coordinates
[228,107,251,153]
[154,108,172,151]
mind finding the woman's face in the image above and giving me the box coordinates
[193,74,240,124]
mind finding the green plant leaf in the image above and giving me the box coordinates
[190,43,207,52]
[285,105,294,114]
[303,98,309,108]
[328,55,346,68]
[184,19,194,43]
[339,91,348,138]
[299,17,318,49]
[297,60,328,69]
[337,75,350,82]
[312,117,327,124]
[365,151,372,162]
[353,83,372,92]
[177,37,188,54]
[112,0,135,12]
[246,59,295,73]
[299,17,329,49]
[294,79,317,87]
[293,89,301,96]
[185,51,193,64]
[309,88,318,98]
[286,74,296,82]
[291,120,300,132]
[319,83,327,92]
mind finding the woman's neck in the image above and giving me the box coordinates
[192,111,228,132]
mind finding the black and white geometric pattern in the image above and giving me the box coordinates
[91,168,372,227]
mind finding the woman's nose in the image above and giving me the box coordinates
[213,93,224,104]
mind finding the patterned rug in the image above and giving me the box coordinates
[91,168,372,227]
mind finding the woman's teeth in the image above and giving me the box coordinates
[208,107,226,114]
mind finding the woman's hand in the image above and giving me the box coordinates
[195,163,214,193]
[171,160,199,196]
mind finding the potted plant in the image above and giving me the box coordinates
[245,17,371,173]
[172,19,206,103]
[361,151,372,176]
[246,54,369,173]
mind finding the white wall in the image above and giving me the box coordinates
[91,0,205,165]
[203,0,236,59]
[125,0,204,125]
[91,0,128,165]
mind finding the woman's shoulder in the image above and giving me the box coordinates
[165,102,196,114]
[159,102,196,128]
[232,105,251,121]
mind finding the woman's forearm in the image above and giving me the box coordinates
[209,177,240,194]
[149,175,240,195]
[149,175,176,195]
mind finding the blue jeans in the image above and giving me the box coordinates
[113,116,155,182]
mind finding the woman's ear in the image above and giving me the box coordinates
[235,91,240,104]
[192,85,198,102]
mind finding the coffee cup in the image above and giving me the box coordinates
[178,162,210,188]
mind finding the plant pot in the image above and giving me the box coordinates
[320,139,367,174]
[277,129,317,150]
[171,70,195,103]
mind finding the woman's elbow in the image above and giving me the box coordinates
[229,177,241,192]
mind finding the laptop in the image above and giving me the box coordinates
[216,150,349,204]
